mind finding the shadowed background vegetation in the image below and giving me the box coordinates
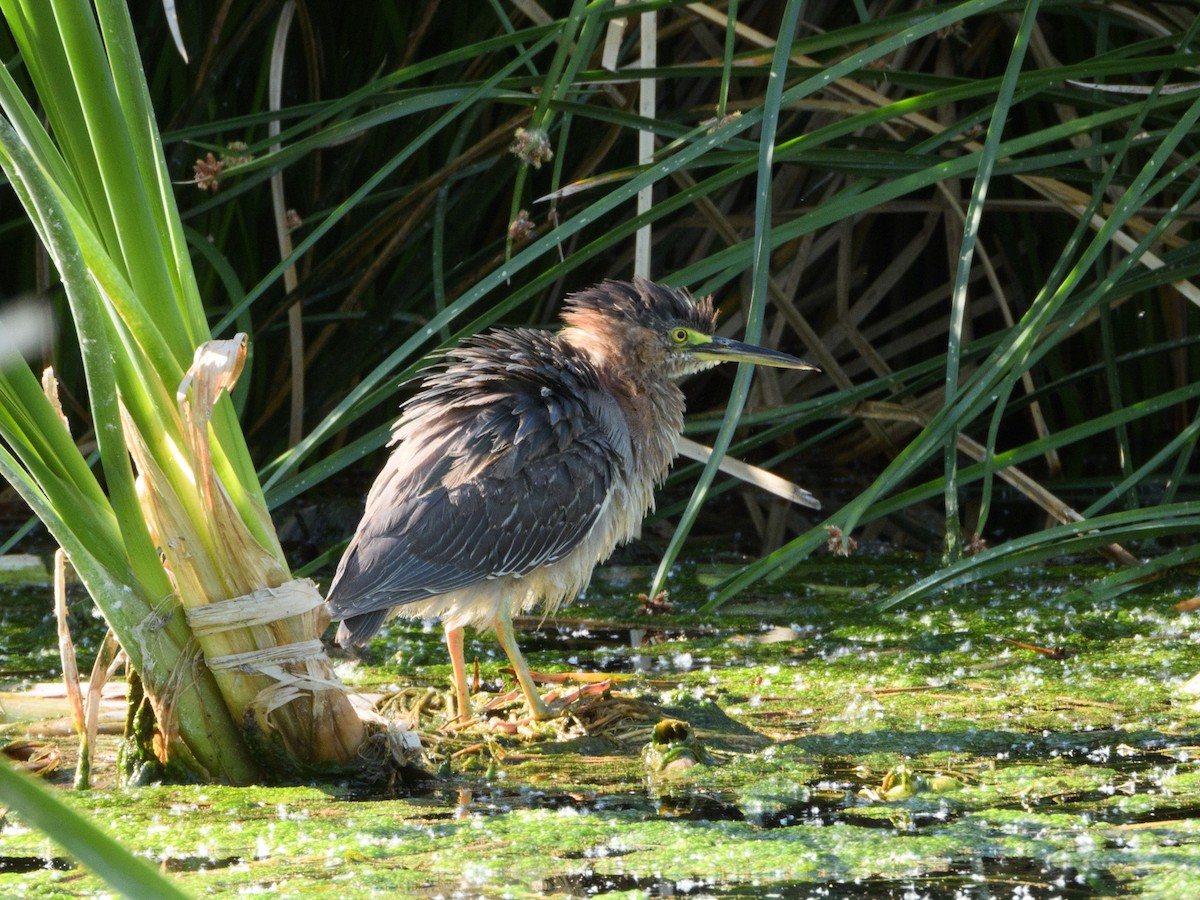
[3,0,1199,641]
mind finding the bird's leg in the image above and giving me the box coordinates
[492,607,555,721]
[445,626,472,721]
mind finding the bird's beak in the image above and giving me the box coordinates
[692,334,819,371]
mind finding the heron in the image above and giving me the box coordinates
[325,277,817,721]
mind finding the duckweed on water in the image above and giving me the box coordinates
[1,555,1199,896]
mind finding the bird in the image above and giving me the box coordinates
[324,277,817,721]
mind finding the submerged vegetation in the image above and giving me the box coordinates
[1,0,1200,894]
[4,560,1200,895]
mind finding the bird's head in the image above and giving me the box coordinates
[560,276,818,380]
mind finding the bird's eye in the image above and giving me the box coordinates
[671,328,689,344]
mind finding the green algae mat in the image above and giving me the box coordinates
[2,556,1200,897]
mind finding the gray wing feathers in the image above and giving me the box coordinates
[325,330,630,637]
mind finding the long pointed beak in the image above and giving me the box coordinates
[693,334,819,371]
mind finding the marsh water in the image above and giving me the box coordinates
[2,553,1200,897]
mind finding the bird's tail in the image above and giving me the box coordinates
[333,608,390,647]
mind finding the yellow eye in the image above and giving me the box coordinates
[671,327,689,345]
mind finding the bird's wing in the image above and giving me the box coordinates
[325,332,632,626]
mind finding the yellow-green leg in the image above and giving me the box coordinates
[493,607,554,720]
[445,626,472,721]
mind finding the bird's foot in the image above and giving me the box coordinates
[481,687,561,723]
[478,679,613,732]
[543,679,613,707]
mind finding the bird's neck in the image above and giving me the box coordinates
[561,323,685,485]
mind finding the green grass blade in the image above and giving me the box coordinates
[941,0,1040,563]
[871,504,1200,611]
[0,760,192,900]
[647,0,805,600]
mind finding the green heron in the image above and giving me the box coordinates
[325,277,817,721]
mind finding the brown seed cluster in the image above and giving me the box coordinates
[192,141,254,192]
[510,127,554,169]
